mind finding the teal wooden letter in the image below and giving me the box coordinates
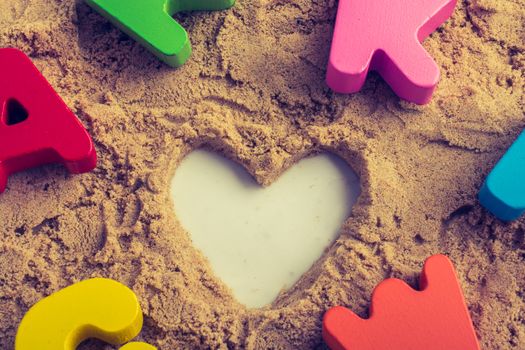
[479,130,525,221]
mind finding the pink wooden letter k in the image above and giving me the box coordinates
[327,0,457,105]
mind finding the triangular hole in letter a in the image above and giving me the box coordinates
[3,99,29,126]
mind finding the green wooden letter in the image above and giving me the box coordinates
[86,0,235,67]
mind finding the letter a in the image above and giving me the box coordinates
[0,48,97,193]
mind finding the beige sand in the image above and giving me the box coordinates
[0,0,524,348]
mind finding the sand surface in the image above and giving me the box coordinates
[0,0,524,348]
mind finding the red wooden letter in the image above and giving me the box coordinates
[0,48,96,192]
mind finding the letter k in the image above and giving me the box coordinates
[327,0,457,104]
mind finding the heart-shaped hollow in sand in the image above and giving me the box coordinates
[170,150,361,308]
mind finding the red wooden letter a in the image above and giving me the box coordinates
[0,48,96,192]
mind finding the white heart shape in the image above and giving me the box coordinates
[170,150,361,308]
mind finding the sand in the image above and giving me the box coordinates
[0,0,524,349]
